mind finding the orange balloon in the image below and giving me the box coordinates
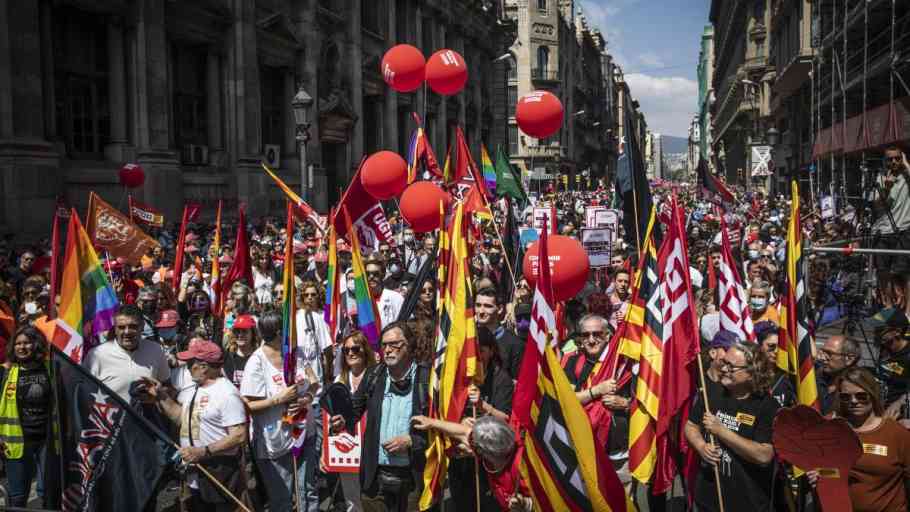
[399,182,451,233]
[522,235,590,302]
[381,45,426,93]
[425,49,468,96]
[515,90,564,139]
[361,151,409,200]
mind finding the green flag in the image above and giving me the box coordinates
[494,145,527,202]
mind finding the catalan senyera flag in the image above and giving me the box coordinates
[261,163,325,234]
[513,222,633,512]
[323,212,341,343]
[210,200,223,316]
[480,144,497,195]
[280,202,298,384]
[777,181,820,410]
[341,206,381,349]
[419,201,480,511]
[59,210,119,361]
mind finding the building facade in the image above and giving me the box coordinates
[0,0,512,237]
[696,24,714,169]
[709,0,775,188]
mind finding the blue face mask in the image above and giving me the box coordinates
[159,327,178,341]
[750,297,767,311]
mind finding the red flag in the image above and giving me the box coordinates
[717,214,755,342]
[172,206,190,293]
[332,158,393,251]
[222,206,254,304]
[451,126,493,200]
[129,196,165,228]
[186,203,202,223]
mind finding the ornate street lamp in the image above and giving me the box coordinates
[292,86,313,201]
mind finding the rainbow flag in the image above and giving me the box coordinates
[341,206,380,349]
[480,144,497,196]
[59,209,119,359]
[323,212,341,342]
[280,202,298,384]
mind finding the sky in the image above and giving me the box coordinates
[578,0,711,138]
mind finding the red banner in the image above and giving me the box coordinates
[128,196,165,228]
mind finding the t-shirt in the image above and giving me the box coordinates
[689,385,779,512]
[240,348,294,460]
[295,309,333,435]
[222,351,251,389]
[873,172,910,234]
[849,418,910,512]
[179,377,247,489]
[82,339,171,403]
[16,366,51,443]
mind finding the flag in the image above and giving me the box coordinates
[59,210,119,362]
[54,347,172,511]
[513,221,633,512]
[85,192,160,266]
[717,214,755,342]
[777,181,820,410]
[221,206,254,306]
[696,158,735,208]
[494,145,527,202]
[210,200,223,315]
[397,255,435,323]
[128,196,165,228]
[333,159,393,252]
[280,202,298,384]
[261,163,325,233]
[407,112,443,181]
[480,144,497,195]
[186,202,202,223]
[419,202,480,510]
[616,106,653,253]
[442,144,452,183]
[462,181,493,220]
[323,213,341,342]
[172,206,190,293]
[50,208,61,319]
[341,206,381,348]
[451,126,493,200]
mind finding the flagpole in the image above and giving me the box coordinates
[473,407,481,511]
[695,355,726,512]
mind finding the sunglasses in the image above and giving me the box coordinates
[838,391,870,403]
[381,339,407,351]
[366,271,383,278]
[580,331,605,339]
[342,345,363,356]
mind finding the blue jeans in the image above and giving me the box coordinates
[6,442,47,507]
[296,404,323,512]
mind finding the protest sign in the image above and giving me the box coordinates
[321,411,367,474]
[582,228,613,267]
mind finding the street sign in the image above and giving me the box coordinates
[751,145,773,177]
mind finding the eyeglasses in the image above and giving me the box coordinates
[580,331,605,339]
[302,292,318,297]
[838,391,870,403]
[366,271,383,278]
[886,156,902,162]
[342,345,363,356]
[381,339,407,351]
[720,362,749,373]
[818,347,847,358]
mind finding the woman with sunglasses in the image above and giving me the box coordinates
[685,341,778,512]
[334,330,377,512]
[832,368,910,512]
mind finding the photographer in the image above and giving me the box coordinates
[872,146,910,308]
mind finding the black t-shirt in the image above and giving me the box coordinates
[689,384,779,512]
[16,366,51,443]
[878,346,910,406]
[563,353,631,457]
[222,351,251,389]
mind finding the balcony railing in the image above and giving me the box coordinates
[531,68,560,83]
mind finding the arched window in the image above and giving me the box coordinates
[538,46,550,76]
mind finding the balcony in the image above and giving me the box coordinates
[531,68,560,84]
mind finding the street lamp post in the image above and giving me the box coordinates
[292,86,313,202]
[766,126,780,196]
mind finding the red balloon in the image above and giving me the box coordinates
[361,151,409,200]
[399,182,451,233]
[515,90,564,139]
[118,163,145,189]
[425,49,468,96]
[522,235,590,302]
[381,45,425,93]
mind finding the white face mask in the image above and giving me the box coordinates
[24,302,37,315]
[750,297,767,311]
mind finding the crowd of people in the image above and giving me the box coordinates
[0,147,909,511]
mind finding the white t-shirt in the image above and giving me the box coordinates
[179,377,248,488]
[240,348,294,460]
[170,365,197,405]
[295,309,333,435]
[82,339,170,402]
[376,288,405,328]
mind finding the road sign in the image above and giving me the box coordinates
[751,145,773,177]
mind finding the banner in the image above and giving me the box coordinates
[86,192,160,265]
[531,207,556,234]
[321,410,366,473]
[582,228,613,267]
[129,197,165,228]
[333,160,393,251]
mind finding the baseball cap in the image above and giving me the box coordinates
[177,339,223,364]
[233,314,256,330]
[155,309,179,328]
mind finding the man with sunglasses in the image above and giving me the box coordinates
[329,322,430,512]
[815,334,860,414]
[872,147,910,302]
[364,259,404,328]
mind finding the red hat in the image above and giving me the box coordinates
[177,339,223,364]
[155,309,179,328]
[233,314,256,330]
[218,254,234,264]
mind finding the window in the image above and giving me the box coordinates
[396,0,409,43]
[509,125,519,155]
[538,0,547,13]
[507,56,517,81]
[363,98,382,154]
[173,45,208,148]
[54,8,109,158]
[260,67,285,146]
[508,86,517,117]
[538,46,550,75]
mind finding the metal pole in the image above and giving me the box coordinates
[809,246,910,256]
[300,138,308,203]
